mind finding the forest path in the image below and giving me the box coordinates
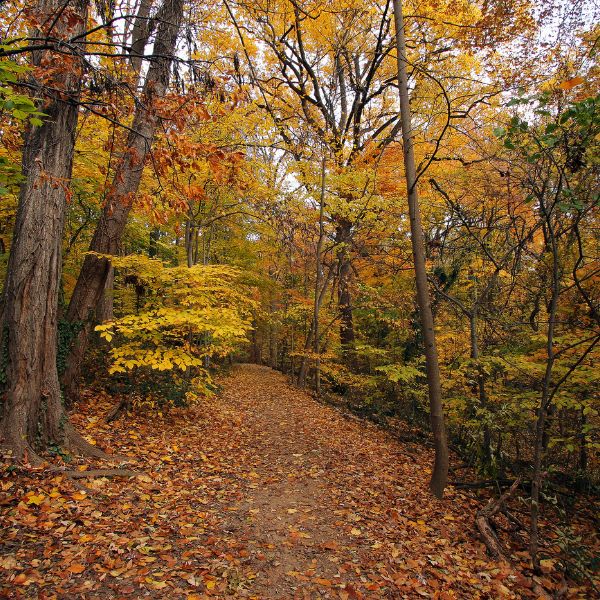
[1,364,518,599]
[200,364,512,599]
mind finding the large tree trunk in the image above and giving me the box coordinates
[60,0,184,399]
[0,0,102,461]
[393,0,449,498]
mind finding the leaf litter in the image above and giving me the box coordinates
[0,364,594,598]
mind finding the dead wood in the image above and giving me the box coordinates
[476,476,522,562]
[105,399,130,423]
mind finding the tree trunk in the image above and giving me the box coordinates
[185,218,194,267]
[96,265,114,323]
[335,218,355,364]
[393,0,449,498]
[297,324,313,388]
[149,227,160,258]
[313,156,327,395]
[530,200,559,572]
[269,297,278,369]
[469,311,492,466]
[0,0,103,460]
[60,0,184,399]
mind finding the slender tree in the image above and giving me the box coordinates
[392,0,449,498]
[61,0,184,398]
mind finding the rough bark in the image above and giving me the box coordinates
[61,0,184,399]
[0,0,104,461]
[393,0,449,498]
[96,265,114,323]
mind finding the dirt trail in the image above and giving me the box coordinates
[209,365,511,599]
[1,364,519,599]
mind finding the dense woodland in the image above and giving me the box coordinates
[0,0,599,597]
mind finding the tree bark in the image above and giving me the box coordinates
[0,0,104,460]
[297,325,313,388]
[469,311,492,466]
[96,265,114,323]
[393,0,449,498]
[530,198,560,572]
[336,218,355,363]
[60,0,184,399]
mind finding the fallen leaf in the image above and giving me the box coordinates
[68,563,86,574]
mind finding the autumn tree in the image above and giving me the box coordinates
[0,0,103,460]
[392,0,448,498]
[61,0,185,399]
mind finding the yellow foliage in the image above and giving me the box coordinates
[94,254,255,378]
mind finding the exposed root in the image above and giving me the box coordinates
[46,467,139,495]
[61,468,139,479]
[0,438,45,467]
[62,423,128,462]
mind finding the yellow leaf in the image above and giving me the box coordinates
[24,493,45,506]
[350,527,362,536]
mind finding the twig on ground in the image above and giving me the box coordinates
[476,476,522,562]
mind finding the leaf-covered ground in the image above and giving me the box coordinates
[0,364,594,598]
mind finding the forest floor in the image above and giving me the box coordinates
[0,364,594,599]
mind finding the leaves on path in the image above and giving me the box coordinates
[0,365,593,598]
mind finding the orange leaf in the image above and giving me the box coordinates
[68,563,86,574]
[558,76,584,90]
